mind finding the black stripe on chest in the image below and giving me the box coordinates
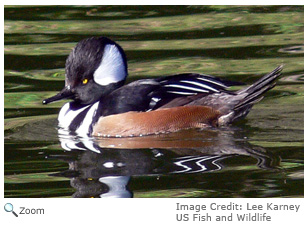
[68,103,92,132]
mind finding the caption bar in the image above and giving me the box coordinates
[175,202,301,222]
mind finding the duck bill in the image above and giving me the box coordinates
[42,87,74,105]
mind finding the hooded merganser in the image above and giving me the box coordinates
[43,37,283,137]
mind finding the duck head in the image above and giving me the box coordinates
[43,37,128,105]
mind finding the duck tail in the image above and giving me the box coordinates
[223,65,283,124]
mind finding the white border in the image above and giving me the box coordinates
[2,2,306,225]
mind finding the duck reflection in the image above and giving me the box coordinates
[50,128,280,198]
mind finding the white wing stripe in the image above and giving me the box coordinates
[179,80,220,92]
[164,84,209,93]
[167,91,197,95]
[196,77,228,88]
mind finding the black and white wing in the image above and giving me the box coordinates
[157,73,231,96]
[146,73,235,110]
[103,73,237,114]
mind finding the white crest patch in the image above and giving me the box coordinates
[94,44,127,86]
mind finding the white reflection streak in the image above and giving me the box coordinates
[172,156,225,174]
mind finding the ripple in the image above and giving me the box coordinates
[278,45,304,54]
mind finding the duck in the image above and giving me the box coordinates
[42,36,283,137]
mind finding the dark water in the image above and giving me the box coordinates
[4,5,304,198]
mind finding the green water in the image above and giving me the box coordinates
[4,5,303,198]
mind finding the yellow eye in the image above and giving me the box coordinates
[82,78,88,84]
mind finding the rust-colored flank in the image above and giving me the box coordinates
[92,106,221,137]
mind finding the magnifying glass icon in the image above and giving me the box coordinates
[4,203,18,217]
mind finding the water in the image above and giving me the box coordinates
[4,5,304,198]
